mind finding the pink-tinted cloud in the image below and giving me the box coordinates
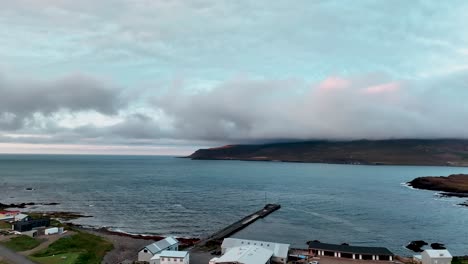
[318,77,350,91]
[363,82,400,94]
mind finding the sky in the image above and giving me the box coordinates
[1,0,468,155]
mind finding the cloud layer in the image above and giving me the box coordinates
[1,0,468,153]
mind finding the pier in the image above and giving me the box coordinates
[196,204,281,248]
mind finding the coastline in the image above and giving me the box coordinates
[187,156,468,167]
[407,174,468,207]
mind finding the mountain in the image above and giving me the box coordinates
[187,139,468,166]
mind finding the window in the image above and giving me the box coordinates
[144,249,148,253]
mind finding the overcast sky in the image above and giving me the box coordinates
[1,0,468,155]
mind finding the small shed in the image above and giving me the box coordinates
[421,249,452,264]
[138,237,179,262]
[158,250,189,264]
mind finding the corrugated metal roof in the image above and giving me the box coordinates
[307,241,394,256]
[160,250,188,258]
[215,246,273,264]
[143,237,179,254]
[222,238,290,259]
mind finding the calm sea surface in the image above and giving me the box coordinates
[0,155,467,255]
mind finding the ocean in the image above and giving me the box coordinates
[0,154,467,255]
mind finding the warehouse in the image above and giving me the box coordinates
[307,241,394,261]
[210,245,273,264]
[221,238,289,264]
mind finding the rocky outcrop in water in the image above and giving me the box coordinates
[406,240,428,252]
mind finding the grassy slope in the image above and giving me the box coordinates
[1,235,41,251]
[30,253,81,264]
[0,221,11,229]
[31,231,113,264]
[453,257,468,264]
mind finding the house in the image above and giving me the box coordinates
[212,245,273,264]
[221,238,289,264]
[14,213,29,222]
[138,237,179,262]
[307,241,394,261]
[13,218,50,232]
[421,249,452,264]
[0,210,20,221]
[149,250,189,264]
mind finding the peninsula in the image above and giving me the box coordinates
[408,174,468,194]
[188,139,468,166]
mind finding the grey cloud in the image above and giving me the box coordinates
[0,72,123,131]
[153,70,468,142]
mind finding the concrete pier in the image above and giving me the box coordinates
[196,204,281,247]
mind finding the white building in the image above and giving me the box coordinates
[421,249,452,264]
[138,237,179,262]
[221,238,289,264]
[150,251,189,264]
[211,246,273,264]
[14,213,29,222]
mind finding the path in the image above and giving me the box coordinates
[20,231,74,256]
[0,244,36,264]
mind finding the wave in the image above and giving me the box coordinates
[401,182,415,190]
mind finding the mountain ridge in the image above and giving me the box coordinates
[187,139,468,166]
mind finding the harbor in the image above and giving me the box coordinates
[195,203,281,248]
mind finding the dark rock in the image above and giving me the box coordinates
[406,240,428,252]
[431,243,446,249]
[42,202,60,206]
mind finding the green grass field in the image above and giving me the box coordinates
[1,235,41,251]
[31,231,113,264]
[0,221,11,229]
[453,257,468,264]
[30,253,81,264]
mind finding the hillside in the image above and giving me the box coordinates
[187,139,468,166]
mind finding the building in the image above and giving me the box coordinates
[138,237,179,262]
[149,250,189,264]
[22,230,38,238]
[14,213,29,222]
[421,249,452,264]
[13,218,50,232]
[211,245,273,264]
[0,210,20,221]
[221,238,289,264]
[307,241,394,261]
[45,227,64,235]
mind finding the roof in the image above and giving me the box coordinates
[15,214,28,220]
[143,237,179,254]
[423,250,452,258]
[307,241,394,256]
[215,246,273,264]
[222,238,289,258]
[160,250,189,258]
[0,211,20,215]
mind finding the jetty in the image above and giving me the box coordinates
[195,204,281,248]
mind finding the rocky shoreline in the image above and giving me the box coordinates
[408,174,468,207]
